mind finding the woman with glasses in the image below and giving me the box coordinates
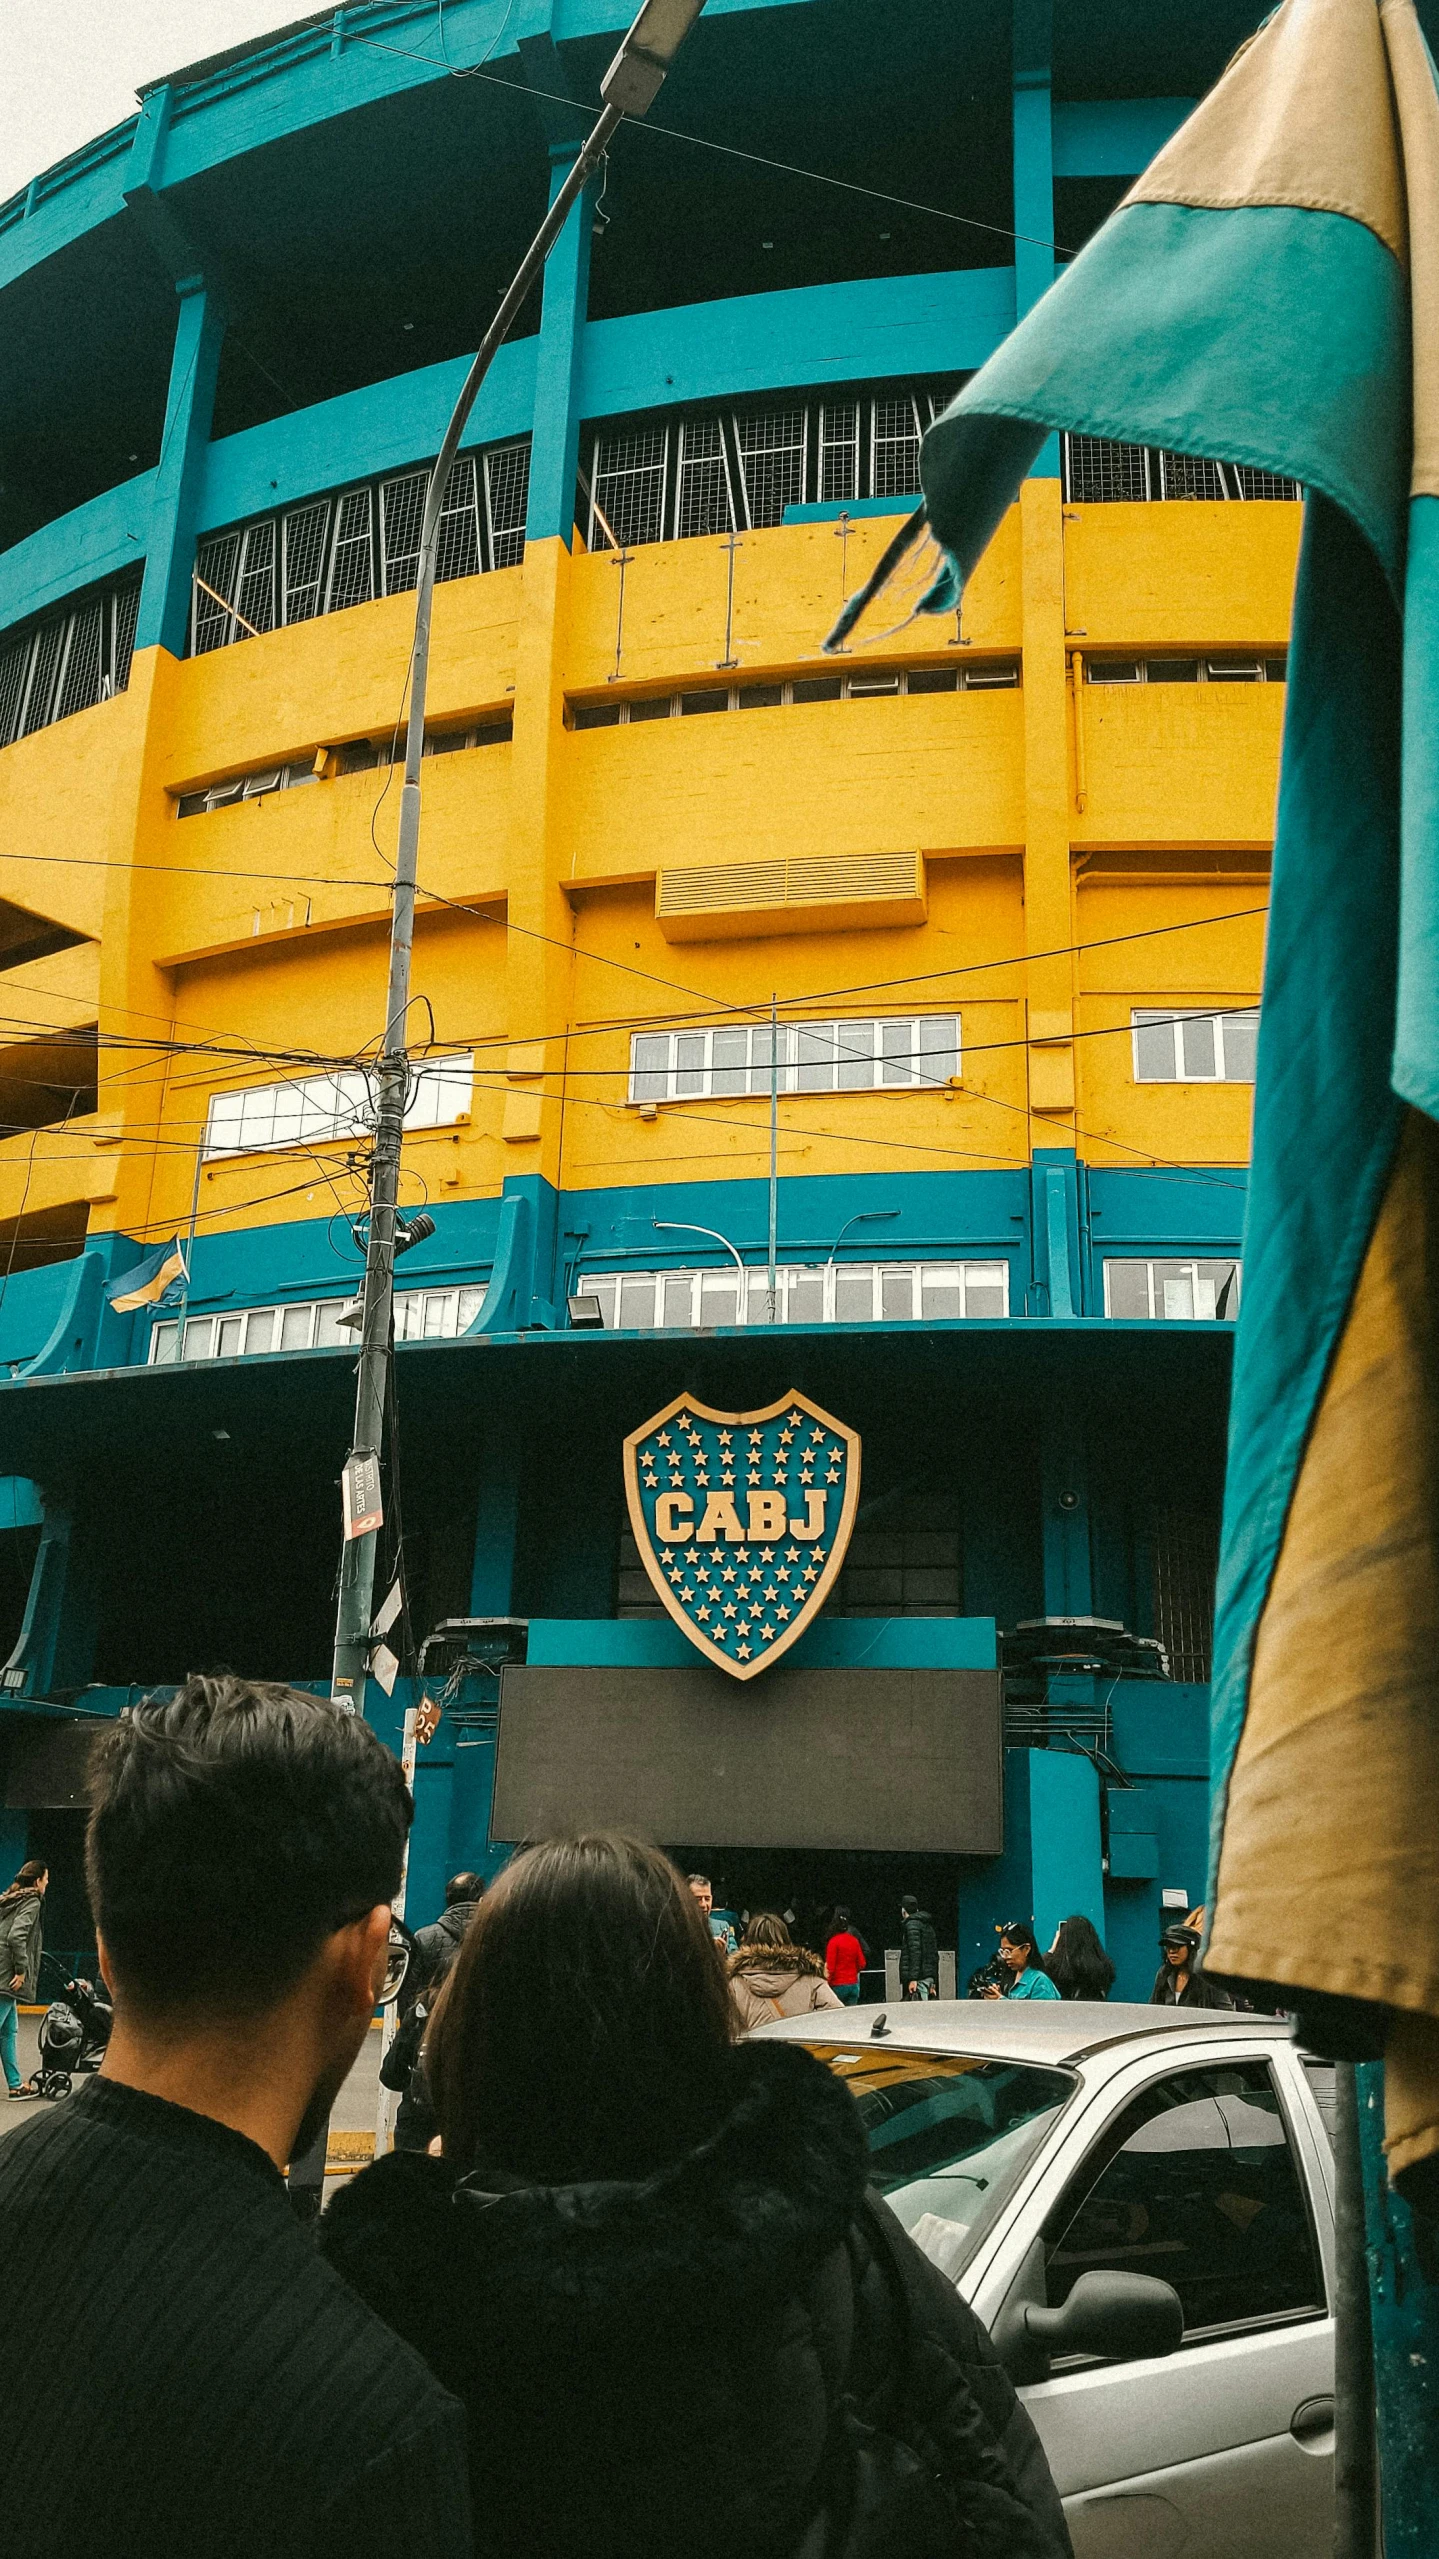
[320,1831,1071,2559]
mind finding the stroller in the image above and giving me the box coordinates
[31,1953,112,2100]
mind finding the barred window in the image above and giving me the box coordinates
[380,470,427,594]
[326,488,375,614]
[1066,436,1152,502]
[629,1014,959,1103]
[589,424,669,549]
[194,520,279,654]
[485,442,530,568]
[1132,1008,1259,1082]
[282,501,332,624]
[0,575,143,750]
[872,393,923,498]
[436,452,482,584]
[51,598,104,724]
[1064,433,1301,505]
[820,400,861,502]
[735,408,806,528]
[236,518,277,636]
[189,438,532,656]
[674,416,735,540]
[1160,452,1229,502]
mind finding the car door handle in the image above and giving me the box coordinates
[1291,2394,1336,2446]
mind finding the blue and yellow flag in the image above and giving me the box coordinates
[105,1239,188,1313]
[844,0,1439,2196]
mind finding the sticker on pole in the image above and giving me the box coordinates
[623,1390,861,1681]
[342,1450,383,1540]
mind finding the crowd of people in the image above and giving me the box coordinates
[0,1673,1250,2555]
[0,1676,1076,2559]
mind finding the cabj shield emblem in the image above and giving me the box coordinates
[623,1391,861,1681]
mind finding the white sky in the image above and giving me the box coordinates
[0,2,314,202]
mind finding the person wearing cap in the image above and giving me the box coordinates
[985,1919,1060,2001]
[1151,1922,1234,2008]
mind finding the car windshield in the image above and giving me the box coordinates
[801,2043,1076,2279]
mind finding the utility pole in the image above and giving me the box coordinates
[330,0,711,1708]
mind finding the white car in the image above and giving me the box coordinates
[759,2001,1335,2559]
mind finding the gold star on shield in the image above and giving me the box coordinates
[737,1644,752,1661]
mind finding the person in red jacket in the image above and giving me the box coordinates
[824,1908,867,2006]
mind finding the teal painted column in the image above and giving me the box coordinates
[135,277,227,658]
[1357,2060,1439,2548]
[1012,0,1059,476]
[524,142,597,546]
[958,1749,1103,1981]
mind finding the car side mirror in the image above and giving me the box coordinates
[1024,2271,1184,2370]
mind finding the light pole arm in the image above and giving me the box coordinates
[652,1219,748,1283]
[330,104,616,1707]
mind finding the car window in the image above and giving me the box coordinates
[1301,2058,1337,2151]
[1041,2059,1326,2338]
[801,2043,1074,2279]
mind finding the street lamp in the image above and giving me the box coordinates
[330,0,711,1707]
[825,1208,900,1268]
[652,1218,749,1316]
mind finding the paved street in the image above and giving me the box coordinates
[1,2012,386,2200]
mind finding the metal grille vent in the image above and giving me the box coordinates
[656,848,924,936]
[436,453,482,584]
[1150,1504,1219,1682]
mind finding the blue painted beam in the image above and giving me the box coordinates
[136,278,228,657]
[525,146,598,545]
[0,474,151,636]
[578,268,1014,418]
[197,340,537,535]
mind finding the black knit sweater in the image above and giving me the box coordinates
[0,2075,472,2559]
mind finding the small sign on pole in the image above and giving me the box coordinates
[341,1450,383,1540]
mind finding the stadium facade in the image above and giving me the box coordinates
[0,0,1307,1989]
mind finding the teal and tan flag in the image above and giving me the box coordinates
[835,0,1439,2203]
[105,1239,188,1313]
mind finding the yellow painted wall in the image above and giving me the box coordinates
[0,491,1293,1248]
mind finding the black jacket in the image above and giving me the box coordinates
[321,2040,1069,2559]
[412,1901,478,1992]
[1150,1965,1235,2009]
[901,1909,939,1990]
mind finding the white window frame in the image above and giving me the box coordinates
[628,1015,960,1105]
[1131,1008,1259,1083]
[149,1281,487,1366]
[202,1054,473,1157]
[577,1258,1009,1332]
[1102,1259,1242,1322]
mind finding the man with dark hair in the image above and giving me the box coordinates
[0,1676,472,2559]
[413,1869,485,1995]
[900,1893,939,2001]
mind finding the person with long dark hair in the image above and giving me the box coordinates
[1046,1914,1116,2002]
[321,1832,1072,2559]
[982,1918,1060,2001]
